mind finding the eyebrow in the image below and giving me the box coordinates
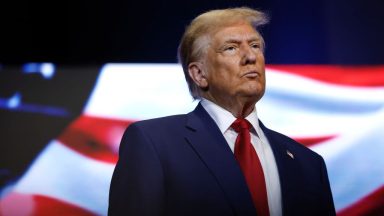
[222,36,262,44]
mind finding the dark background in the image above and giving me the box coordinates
[2,0,384,65]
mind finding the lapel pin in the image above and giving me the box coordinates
[286,150,294,159]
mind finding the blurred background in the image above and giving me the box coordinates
[1,0,384,215]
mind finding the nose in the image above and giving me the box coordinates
[240,45,257,65]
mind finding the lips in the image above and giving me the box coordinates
[242,70,260,78]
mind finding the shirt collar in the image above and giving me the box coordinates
[200,98,260,135]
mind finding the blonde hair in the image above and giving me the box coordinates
[178,7,269,99]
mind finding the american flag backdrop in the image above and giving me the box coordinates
[0,64,383,215]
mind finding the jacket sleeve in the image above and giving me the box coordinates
[108,123,165,216]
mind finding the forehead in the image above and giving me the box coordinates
[210,23,261,44]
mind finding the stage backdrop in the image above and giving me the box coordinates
[1,63,384,215]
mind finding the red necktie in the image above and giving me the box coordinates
[232,118,270,216]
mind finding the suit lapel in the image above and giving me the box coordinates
[260,121,299,215]
[184,104,256,215]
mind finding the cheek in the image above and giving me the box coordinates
[208,60,235,80]
[220,59,240,77]
[257,52,265,64]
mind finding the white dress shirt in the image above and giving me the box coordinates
[201,99,282,216]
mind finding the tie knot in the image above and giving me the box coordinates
[231,118,251,133]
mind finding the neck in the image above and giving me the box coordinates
[202,95,256,118]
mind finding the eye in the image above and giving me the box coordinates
[222,45,238,54]
[250,43,261,49]
[225,46,236,50]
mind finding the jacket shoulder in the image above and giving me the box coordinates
[123,114,190,141]
[130,114,187,129]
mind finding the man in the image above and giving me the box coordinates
[108,7,335,216]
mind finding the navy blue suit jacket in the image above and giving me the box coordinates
[108,103,335,216]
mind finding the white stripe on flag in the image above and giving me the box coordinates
[13,140,114,215]
[84,63,198,120]
[260,68,384,137]
[311,107,384,210]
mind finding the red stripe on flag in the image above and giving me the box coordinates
[293,135,336,147]
[57,115,135,163]
[0,192,95,216]
[267,65,384,87]
[338,185,384,216]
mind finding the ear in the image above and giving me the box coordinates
[188,62,208,88]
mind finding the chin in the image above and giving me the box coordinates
[248,88,265,101]
[245,85,264,95]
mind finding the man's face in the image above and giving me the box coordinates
[201,23,266,103]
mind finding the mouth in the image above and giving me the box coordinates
[242,70,260,78]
